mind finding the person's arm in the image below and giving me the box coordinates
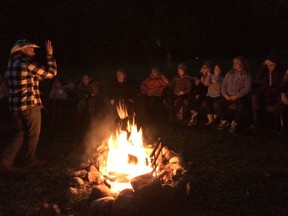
[203,73,212,86]
[27,40,57,79]
[237,73,251,98]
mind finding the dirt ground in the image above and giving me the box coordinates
[0,102,288,216]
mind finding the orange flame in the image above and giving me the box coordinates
[101,102,152,193]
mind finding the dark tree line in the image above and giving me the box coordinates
[1,0,288,67]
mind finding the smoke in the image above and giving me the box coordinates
[81,113,116,162]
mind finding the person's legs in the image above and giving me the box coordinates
[24,106,41,164]
[215,97,231,130]
[205,96,214,124]
[229,97,246,133]
[0,111,25,167]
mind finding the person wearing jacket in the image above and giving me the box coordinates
[168,63,192,123]
[215,56,251,133]
[0,39,57,172]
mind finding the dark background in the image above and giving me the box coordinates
[1,0,288,70]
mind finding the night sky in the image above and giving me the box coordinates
[1,0,288,67]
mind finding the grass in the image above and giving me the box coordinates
[1,101,287,216]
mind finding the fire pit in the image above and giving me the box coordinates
[67,103,193,215]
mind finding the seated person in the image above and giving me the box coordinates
[76,74,100,124]
[202,64,224,125]
[107,68,134,120]
[251,54,285,128]
[140,67,169,119]
[188,61,212,126]
[215,56,251,133]
[167,63,192,122]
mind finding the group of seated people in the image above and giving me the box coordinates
[16,54,287,134]
[109,54,287,134]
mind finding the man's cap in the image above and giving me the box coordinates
[10,39,39,54]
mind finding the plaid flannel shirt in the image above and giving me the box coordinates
[5,53,57,111]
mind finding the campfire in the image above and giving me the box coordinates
[98,102,153,193]
[67,102,193,215]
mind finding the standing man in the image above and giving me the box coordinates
[0,39,57,172]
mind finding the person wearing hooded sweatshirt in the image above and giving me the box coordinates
[168,63,192,123]
[0,39,57,172]
[251,54,285,129]
[215,56,251,133]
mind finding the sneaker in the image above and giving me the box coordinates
[217,120,230,130]
[229,121,238,133]
[205,121,214,126]
[187,111,198,127]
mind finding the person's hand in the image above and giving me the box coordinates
[230,95,238,101]
[177,91,184,96]
[224,95,231,101]
[45,40,53,56]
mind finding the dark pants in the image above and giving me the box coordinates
[205,96,220,114]
[167,94,189,120]
[189,94,206,112]
[0,106,41,166]
[215,96,246,123]
[144,95,165,119]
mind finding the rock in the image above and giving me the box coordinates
[66,187,91,203]
[89,196,114,215]
[79,162,90,169]
[131,173,162,201]
[91,184,113,200]
[66,187,79,201]
[87,170,104,184]
[169,156,181,164]
[112,189,139,214]
[70,177,84,188]
[86,165,97,172]
[72,169,87,178]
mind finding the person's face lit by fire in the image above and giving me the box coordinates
[150,69,160,79]
[117,71,126,83]
[214,65,222,76]
[264,60,276,73]
[82,75,91,86]
[233,58,244,72]
[21,46,36,58]
[178,68,185,77]
[200,65,209,76]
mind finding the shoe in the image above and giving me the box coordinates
[229,121,238,133]
[217,120,230,130]
[205,121,214,126]
[188,111,198,127]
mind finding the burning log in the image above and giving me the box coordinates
[130,173,162,201]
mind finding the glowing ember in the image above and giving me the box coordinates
[100,102,152,193]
